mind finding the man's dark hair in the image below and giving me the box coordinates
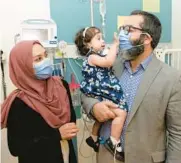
[131,10,162,49]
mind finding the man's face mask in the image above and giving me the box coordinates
[119,29,147,61]
[33,58,53,80]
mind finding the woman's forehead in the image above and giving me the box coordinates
[32,44,45,56]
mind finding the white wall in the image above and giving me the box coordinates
[0,1,50,163]
[0,0,50,52]
[0,0,51,96]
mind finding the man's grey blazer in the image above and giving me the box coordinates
[81,55,181,163]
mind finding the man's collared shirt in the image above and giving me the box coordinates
[99,54,153,146]
[119,55,153,147]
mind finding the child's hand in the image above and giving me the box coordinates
[113,32,119,46]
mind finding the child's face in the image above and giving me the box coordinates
[89,31,105,52]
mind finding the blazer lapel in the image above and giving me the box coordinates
[113,55,124,78]
[127,55,162,126]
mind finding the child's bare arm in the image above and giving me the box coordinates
[88,33,119,68]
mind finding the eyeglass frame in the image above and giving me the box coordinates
[119,25,151,37]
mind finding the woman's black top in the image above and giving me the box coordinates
[7,79,77,163]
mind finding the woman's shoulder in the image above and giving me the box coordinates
[61,78,68,85]
[10,97,42,117]
[8,97,31,120]
[60,78,72,94]
[61,78,69,89]
[11,97,27,108]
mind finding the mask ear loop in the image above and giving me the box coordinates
[141,32,151,38]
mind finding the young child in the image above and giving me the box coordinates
[74,27,128,160]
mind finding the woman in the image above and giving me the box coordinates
[1,41,79,163]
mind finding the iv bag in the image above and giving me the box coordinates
[99,0,106,17]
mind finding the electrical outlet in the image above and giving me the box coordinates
[155,48,165,62]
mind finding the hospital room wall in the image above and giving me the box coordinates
[172,0,181,48]
[0,0,51,101]
[0,1,51,163]
[0,0,181,163]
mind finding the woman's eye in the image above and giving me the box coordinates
[36,57,42,62]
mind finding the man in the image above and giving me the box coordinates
[81,10,181,163]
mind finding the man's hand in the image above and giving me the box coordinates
[92,101,118,122]
[59,122,79,140]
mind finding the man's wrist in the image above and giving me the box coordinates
[89,106,97,120]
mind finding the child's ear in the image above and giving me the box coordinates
[87,43,91,48]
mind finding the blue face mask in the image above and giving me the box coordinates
[119,30,133,50]
[33,58,53,80]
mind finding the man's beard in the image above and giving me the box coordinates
[120,36,145,61]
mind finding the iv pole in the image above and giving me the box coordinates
[89,0,106,33]
[90,0,94,26]
[99,0,106,38]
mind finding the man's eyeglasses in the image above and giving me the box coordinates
[119,25,147,35]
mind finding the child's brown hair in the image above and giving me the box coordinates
[74,27,101,56]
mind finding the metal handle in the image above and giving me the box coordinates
[23,19,54,24]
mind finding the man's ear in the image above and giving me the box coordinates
[144,33,152,45]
